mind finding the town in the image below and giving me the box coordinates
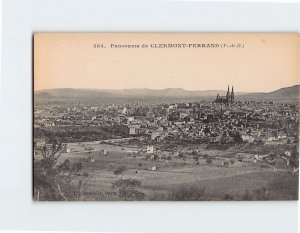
[33,86,299,201]
[34,86,299,146]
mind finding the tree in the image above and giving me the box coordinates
[272,131,278,139]
[206,157,213,164]
[253,186,271,200]
[167,184,206,201]
[242,189,252,201]
[289,146,299,169]
[71,162,83,173]
[58,159,71,174]
[220,133,227,144]
[112,178,145,200]
[34,140,83,201]
[224,194,234,201]
[113,166,127,178]
[233,132,243,144]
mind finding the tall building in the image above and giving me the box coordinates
[215,85,235,106]
[230,86,234,104]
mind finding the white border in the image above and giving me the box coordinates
[0,0,299,232]
[0,0,2,104]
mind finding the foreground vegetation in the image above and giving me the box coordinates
[33,139,298,201]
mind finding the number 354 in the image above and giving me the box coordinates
[93,43,105,48]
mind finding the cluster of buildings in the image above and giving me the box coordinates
[215,85,235,106]
[34,86,299,146]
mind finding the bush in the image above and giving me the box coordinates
[113,166,127,177]
[153,154,159,160]
[178,153,184,158]
[240,187,271,201]
[259,164,270,169]
[167,184,206,201]
[34,141,84,201]
[71,162,83,173]
[224,193,234,200]
[253,186,271,200]
[206,158,213,164]
[112,178,145,201]
[242,189,252,201]
[222,161,229,167]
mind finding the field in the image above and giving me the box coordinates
[54,141,298,201]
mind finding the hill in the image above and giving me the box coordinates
[239,85,299,101]
[34,85,299,104]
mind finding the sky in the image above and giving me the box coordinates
[34,33,299,93]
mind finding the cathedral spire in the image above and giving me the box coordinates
[231,86,234,104]
[226,85,230,105]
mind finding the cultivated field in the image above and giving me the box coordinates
[56,141,298,201]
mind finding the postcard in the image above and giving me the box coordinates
[33,33,299,201]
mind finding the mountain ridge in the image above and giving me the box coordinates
[34,85,299,104]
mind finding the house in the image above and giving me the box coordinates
[179,112,188,119]
[147,145,154,154]
[292,167,299,174]
[127,116,134,123]
[129,125,141,135]
[254,154,272,161]
[100,150,108,155]
[63,144,71,153]
[151,131,161,141]
[90,106,98,111]
[129,127,137,135]
[86,156,95,163]
[284,150,291,157]
[241,134,255,143]
[122,107,128,115]
[168,104,177,109]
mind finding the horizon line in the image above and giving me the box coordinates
[34,84,300,93]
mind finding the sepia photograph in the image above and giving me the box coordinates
[33,33,299,201]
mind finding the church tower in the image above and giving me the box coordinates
[226,85,230,106]
[231,86,234,104]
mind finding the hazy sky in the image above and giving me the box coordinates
[34,33,299,92]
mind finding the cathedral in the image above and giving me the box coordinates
[215,85,234,106]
